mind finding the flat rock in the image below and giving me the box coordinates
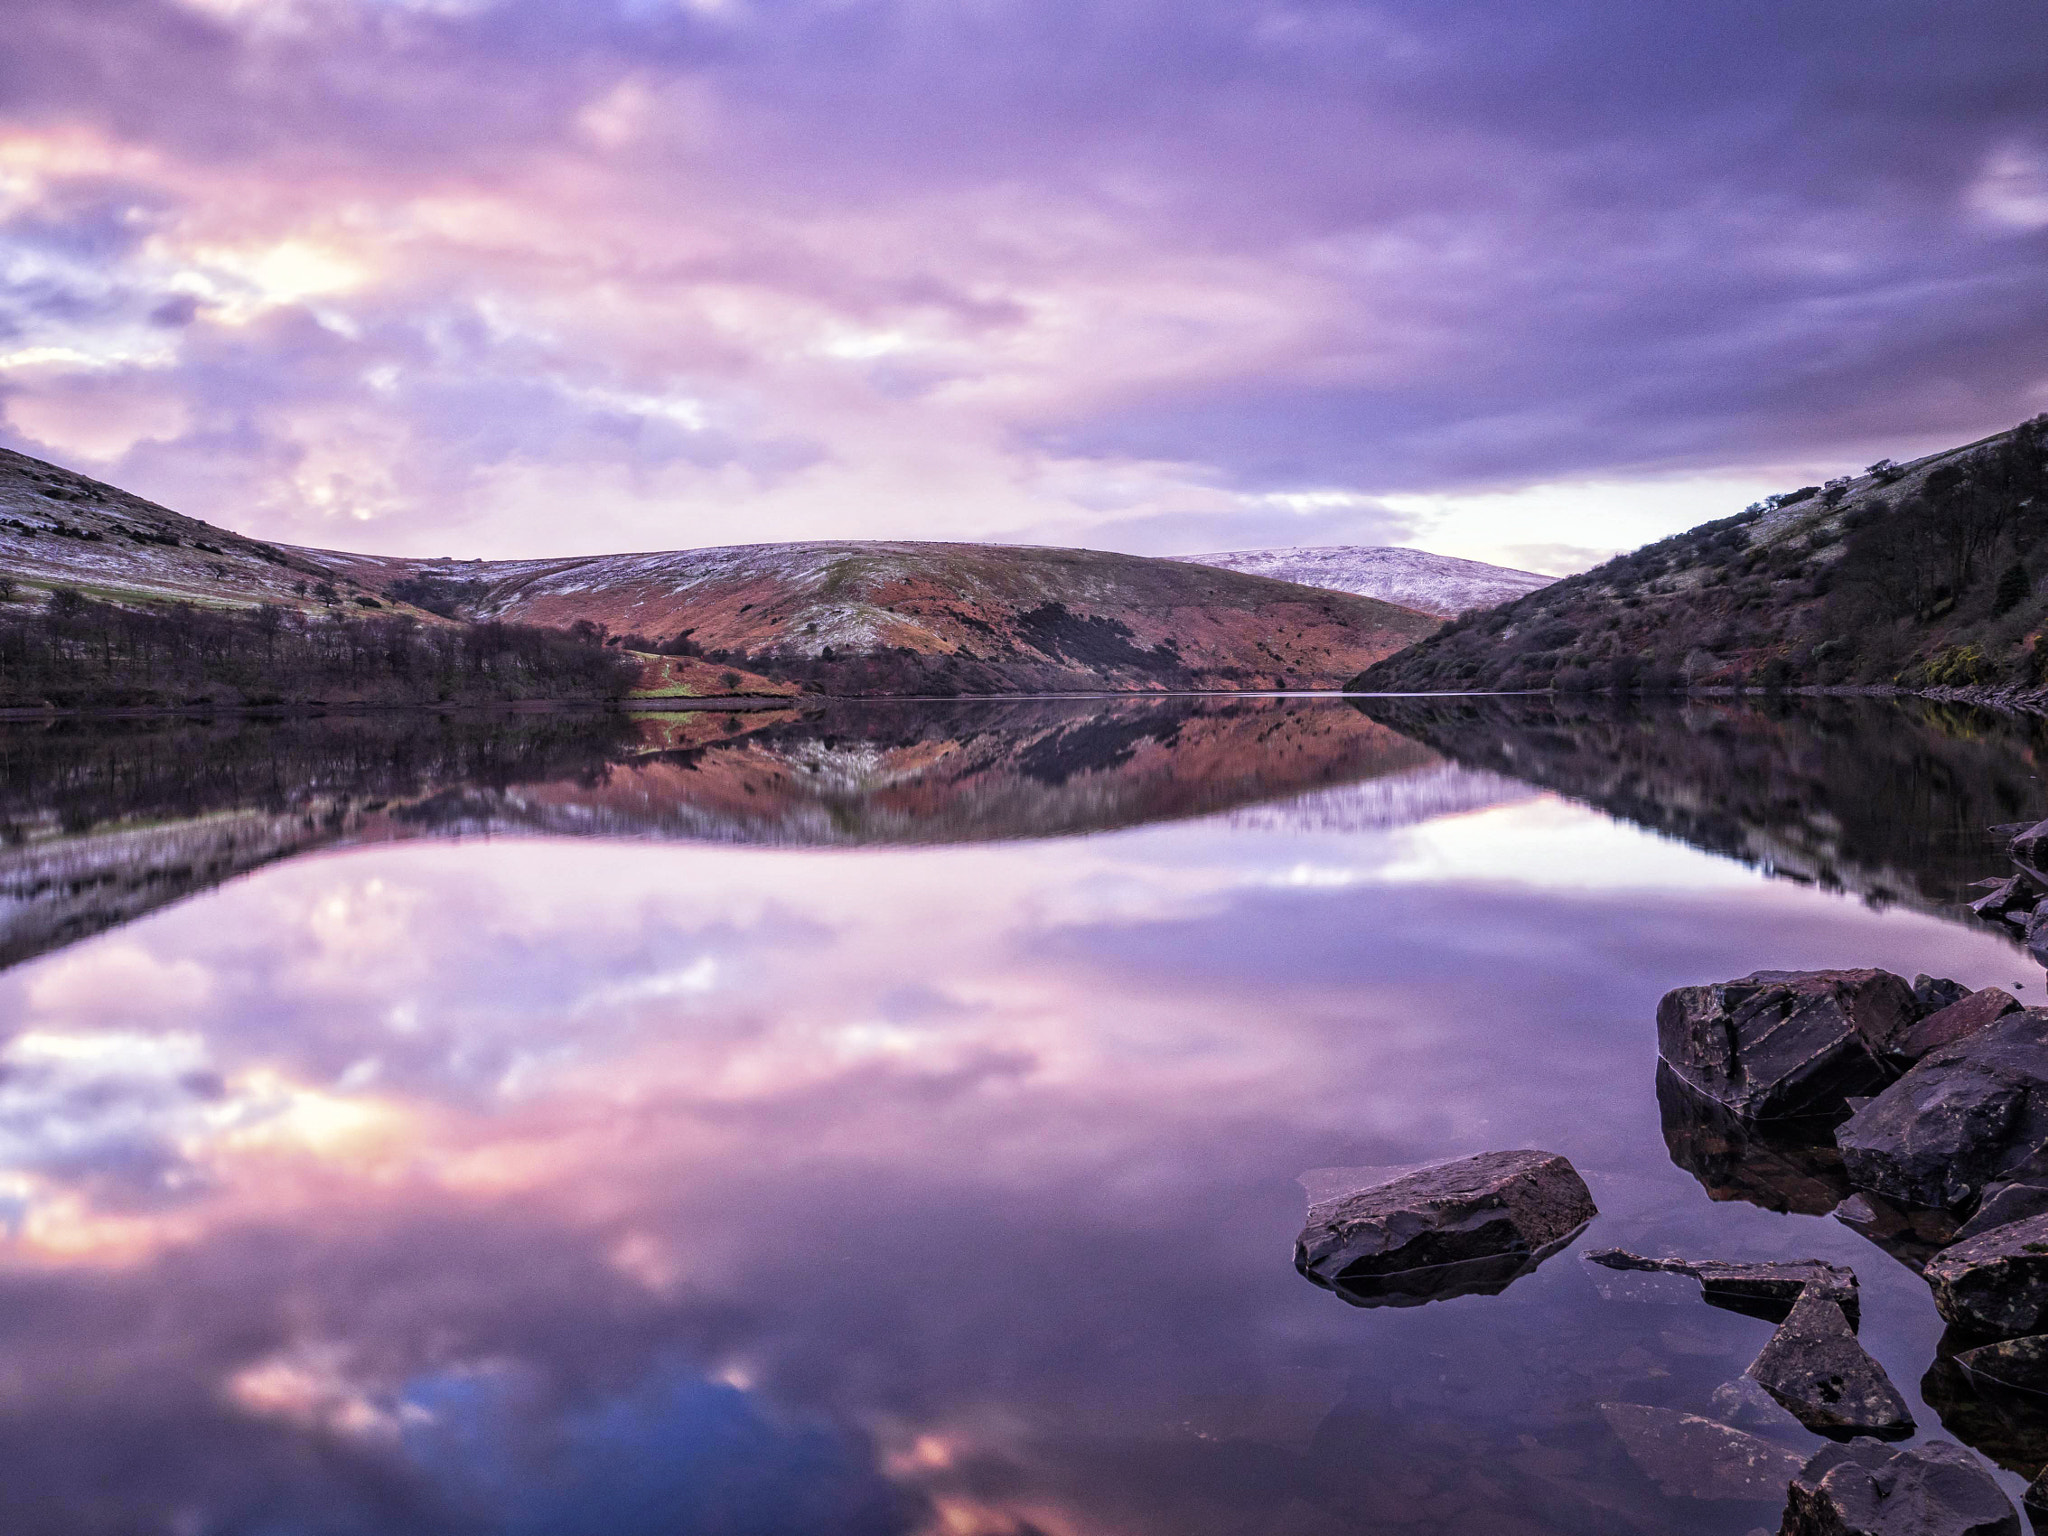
[1657,970,1914,1120]
[1895,990,2024,1067]
[1929,1217,2048,1339]
[1597,1401,1804,1501]
[1746,1288,1914,1439]
[1839,1012,2048,1210]
[1294,1148,1595,1297]
[1586,1248,1859,1327]
[1781,1438,2019,1536]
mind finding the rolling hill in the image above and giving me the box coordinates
[1352,415,2048,695]
[0,447,1439,698]
[1175,545,1553,617]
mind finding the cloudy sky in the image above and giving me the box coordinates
[1,0,2045,570]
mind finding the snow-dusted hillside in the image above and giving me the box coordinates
[1174,545,1553,617]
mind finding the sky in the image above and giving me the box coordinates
[1,0,2045,572]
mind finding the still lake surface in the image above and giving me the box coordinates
[2,694,2046,1535]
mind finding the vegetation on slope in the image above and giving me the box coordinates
[1353,416,2048,694]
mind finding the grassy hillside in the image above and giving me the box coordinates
[1353,415,2048,694]
[0,445,1440,698]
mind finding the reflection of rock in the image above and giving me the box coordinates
[1293,1150,1596,1304]
[1840,1014,2048,1211]
[1596,1402,1804,1501]
[1657,1063,1851,1216]
[1745,1289,1914,1439]
[1923,1333,2048,1482]
[1929,1216,2048,1339]
[1586,1248,1859,1326]
[1834,1191,1966,1274]
[1781,1438,2020,1536]
[1657,970,1913,1120]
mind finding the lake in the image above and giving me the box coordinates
[1,694,2043,1535]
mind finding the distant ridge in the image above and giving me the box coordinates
[1175,545,1553,617]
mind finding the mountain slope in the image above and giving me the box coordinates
[1353,415,2048,694]
[0,447,1440,696]
[1175,545,1553,616]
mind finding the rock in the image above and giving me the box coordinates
[1835,1191,1966,1273]
[2026,1468,2048,1532]
[1839,1012,2048,1210]
[1659,1063,1853,1216]
[1926,1215,2048,1338]
[2030,912,2048,969]
[2012,819,2048,867]
[1895,990,2024,1067]
[1597,1401,1805,1501]
[1955,1335,2048,1398]
[1956,1184,2048,1245]
[1293,1149,1595,1300]
[1922,975,1979,1014]
[1780,1438,2019,1536]
[1922,1335,2048,1484]
[1745,1288,1914,1439]
[1969,879,2035,922]
[1657,970,1915,1120]
[1586,1248,1859,1327]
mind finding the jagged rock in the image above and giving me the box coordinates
[1293,1149,1595,1301]
[1839,1012,2048,1210]
[1745,1288,1914,1438]
[1921,975,1979,1014]
[1835,1191,1966,1273]
[1586,1248,1859,1326]
[1955,1335,2048,1398]
[1956,1184,2048,1245]
[1929,1216,2048,1339]
[1780,1438,2019,1536]
[1895,990,2024,1067]
[1597,1402,1805,1501]
[1659,1063,1853,1215]
[1657,970,1915,1120]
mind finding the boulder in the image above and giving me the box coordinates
[1585,1247,1859,1326]
[1955,1335,2048,1398]
[1597,1402,1804,1501]
[1928,1216,2048,1339]
[1922,974,1978,1014]
[1838,1013,2048,1211]
[1894,990,2024,1067]
[1780,1438,2019,1536]
[1657,970,1915,1119]
[1293,1149,1595,1299]
[1745,1288,1914,1439]
[1955,1184,2048,1246]
[1659,1062,1853,1216]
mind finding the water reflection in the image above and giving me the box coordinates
[0,696,2041,1533]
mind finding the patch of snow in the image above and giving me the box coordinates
[1173,546,1553,617]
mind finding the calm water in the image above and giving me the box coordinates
[1,695,2045,1535]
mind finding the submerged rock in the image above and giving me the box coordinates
[1585,1248,1859,1326]
[1838,1012,2048,1211]
[1657,969,1915,1120]
[1658,1062,1854,1216]
[1293,1149,1595,1300]
[1928,1216,2048,1339]
[1745,1288,1914,1439]
[1834,1191,1967,1274]
[1780,1438,2019,1536]
[1955,1335,2048,1399]
[1597,1401,1804,1502]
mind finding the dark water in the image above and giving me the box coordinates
[1,695,2045,1535]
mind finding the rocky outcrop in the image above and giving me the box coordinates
[1657,969,1918,1119]
[1745,1288,1914,1438]
[1838,1013,2048,1211]
[1780,1438,2019,1536]
[1585,1248,1859,1325]
[1927,1215,2048,1339]
[1293,1150,1595,1304]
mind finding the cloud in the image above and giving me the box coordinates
[0,0,2041,563]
